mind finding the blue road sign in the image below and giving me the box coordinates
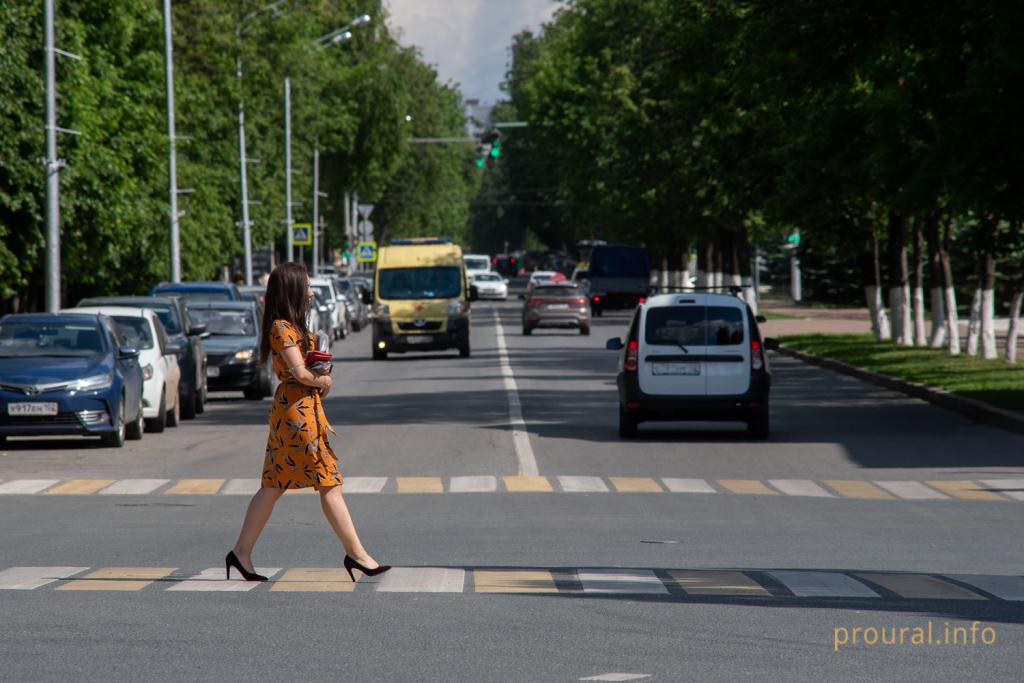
[357,241,377,263]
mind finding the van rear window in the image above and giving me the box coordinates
[645,306,744,346]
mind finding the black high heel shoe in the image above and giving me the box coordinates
[344,555,391,582]
[225,550,269,582]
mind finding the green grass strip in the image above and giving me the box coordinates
[779,333,1024,412]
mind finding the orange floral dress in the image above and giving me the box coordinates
[261,320,342,490]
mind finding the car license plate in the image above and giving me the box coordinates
[651,362,701,376]
[8,402,59,416]
[405,335,433,345]
[547,303,570,309]
[206,366,220,377]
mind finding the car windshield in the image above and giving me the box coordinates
[0,321,106,357]
[378,267,462,300]
[533,286,578,297]
[159,288,231,301]
[474,273,501,282]
[465,257,489,271]
[188,308,256,336]
[146,304,182,334]
[312,285,334,301]
[645,306,745,346]
[335,280,352,293]
[112,316,154,350]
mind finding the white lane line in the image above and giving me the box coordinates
[768,571,879,598]
[0,566,90,590]
[343,477,388,493]
[980,479,1024,501]
[769,479,834,498]
[943,574,1024,601]
[558,476,609,492]
[221,479,261,495]
[99,479,170,495]
[577,568,668,595]
[493,312,539,476]
[166,567,281,591]
[875,481,949,500]
[661,478,716,494]
[449,476,497,492]
[580,675,651,682]
[0,479,61,494]
[374,567,465,592]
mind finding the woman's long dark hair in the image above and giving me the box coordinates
[259,262,312,363]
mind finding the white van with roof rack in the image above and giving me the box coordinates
[605,291,779,439]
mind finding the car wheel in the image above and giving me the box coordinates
[195,379,207,414]
[167,393,180,428]
[747,408,770,440]
[126,397,144,441]
[101,397,127,447]
[145,389,167,433]
[580,325,590,336]
[522,326,532,336]
[459,339,471,358]
[180,385,197,420]
[618,407,638,439]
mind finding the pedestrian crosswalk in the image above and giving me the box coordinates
[1,565,1021,601]
[0,476,1021,501]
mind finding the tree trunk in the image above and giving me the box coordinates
[696,241,712,288]
[1006,290,1023,364]
[888,212,912,345]
[979,218,998,360]
[966,288,981,356]
[912,222,927,345]
[658,254,669,290]
[923,214,946,347]
[680,244,692,291]
[859,235,890,342]
[940,218,960,354]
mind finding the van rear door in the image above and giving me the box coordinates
[703,304,750,395]
[638,300,708,396]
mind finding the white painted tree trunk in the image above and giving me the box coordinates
[913,286,926,346]
[965,288,982,356]
[742,276,758,315]
[680,265,691,290]
[696,269,709,288]
[1005,291,1022,364]
[944,286,960,355]
[889,288,911,345]
[928,287,946,347]
[980,287,996,359]
[900,285,913,345]
[658,256,669,290]
[865,286,891,341]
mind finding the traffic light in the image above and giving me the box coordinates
[489,136,501,158]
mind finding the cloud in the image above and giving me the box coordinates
[386,0,560,102]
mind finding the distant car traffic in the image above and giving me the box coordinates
[463,253,491,276]
[525,270,566,296]
[75,295,207,419]
[309,276,347,340]
[470,271,509,300]
[152,281,242,302]
[186,301,272,400]
[333,278,368,331]
[72,306,182,433]
[587,244,650,316]
[606,292,778,439]
[522,283,590,335]
[237,285,266,309]
[0,312,145,447]
[308,289,336,343]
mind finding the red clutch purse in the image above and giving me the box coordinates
[305,350,332,364]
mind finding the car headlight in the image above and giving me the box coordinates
[448,301,465,315]
[234,349,255,362]
[73,373,113,391]
[142,364,154,381]
[373,304,390,318]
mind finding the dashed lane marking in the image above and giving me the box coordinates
[396,477,444,493]
[664,570,771,597]
[768,479,833,497]
[221,478,261,495]
[503,475,553,492]
[493,311,539,476]
[717,479,778,495]
[558,476,610,493]
[167,567,282,591]
[875,481,950,500]
[164,479,225,495]
[0,479,61,494]
[661,478,716,494]
[578,568,668,595]
[56,567,177,591]
[855,573,987,600]
[942,574,1024,601]
[341,476,388,493]
[822,480,895,500]
[375,567,465,592]
[473,570,559,593]
[608,477,663,493]
[449,475,498,492]
[927,480,1003,501]
[0,566,89,590]
[44,479,116,495]
[980,478,1024,501]
[99,479,170,495]
[270,568,356,592]
[767,571,880,598]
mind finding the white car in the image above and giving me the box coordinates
[71,306,182,433]
[470,272,509,300]
[309,276,348,340]
[463,253,491,276]
[526,270,563,295]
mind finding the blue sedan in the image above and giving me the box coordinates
[0,313,145,447]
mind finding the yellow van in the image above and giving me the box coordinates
[364,238,477,360]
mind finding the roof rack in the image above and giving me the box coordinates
[649,285,743,295]
[388,237,452,245]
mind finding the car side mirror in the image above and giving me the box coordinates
[469,285,479,302]
[165,344,183,356]
[605,338,624,351]
[755,315,767,324]
[763,337,780,351]
[200,331,211,340]
[119,347,140,360]
[188,323,207,336]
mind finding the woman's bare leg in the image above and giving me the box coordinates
[319,485,378,568]
[232,487,285,571]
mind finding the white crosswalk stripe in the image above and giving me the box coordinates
[661,478,716,493]
[577,568,668,595]
[558,476,609,492]
[449,476,497,492]
[769,480,834,497]
[342,477,388,493]
[768,570,879,597]
[221,479,261,495]
[166,567,282,591]
[374,567,465,592]
[99,479,170,495]
[875,481,949,499]
[980,479,1024,501]
[0,566,90,590]
[943,574,1024,601]
[0,479,60,494]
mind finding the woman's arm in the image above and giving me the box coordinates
[280,345,331,391]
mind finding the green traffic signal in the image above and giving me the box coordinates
[490,141,500,158]
[476,156,486,169]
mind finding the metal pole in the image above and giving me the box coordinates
[284,77,293,264]
[343,193,351,275]
[163,0,181,282]
[790,254,802,303]
[312,142,319,276]
[236,52,253,286]
[44,0,60,311]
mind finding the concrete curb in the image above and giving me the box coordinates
[776,346,1024,436]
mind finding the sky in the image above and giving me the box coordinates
[386,0,561,103]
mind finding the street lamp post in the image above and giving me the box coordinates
[162,0,181,282]
[284,77,293,263]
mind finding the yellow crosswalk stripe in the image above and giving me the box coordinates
[43,479,116,495]
[608,477,662,493]
[823,480,896,500]
[502,476,553,492]
[269,568,356,592]
[473,570,558,593]
[57,567,176,591]
[665,570,771,596]
[396,477,444,493]
[926,480,1004,501]
[856,573,987,600]
[717,480,777,495]
[164,479,225,495]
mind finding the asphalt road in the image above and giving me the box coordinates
[1,295,1022,682]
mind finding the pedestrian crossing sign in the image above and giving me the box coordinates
[293,223,312,246]
[357,241,377,263]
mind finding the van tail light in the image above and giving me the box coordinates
[751,339,765,371]
[638,297,646,304]
[624,340,639,372]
